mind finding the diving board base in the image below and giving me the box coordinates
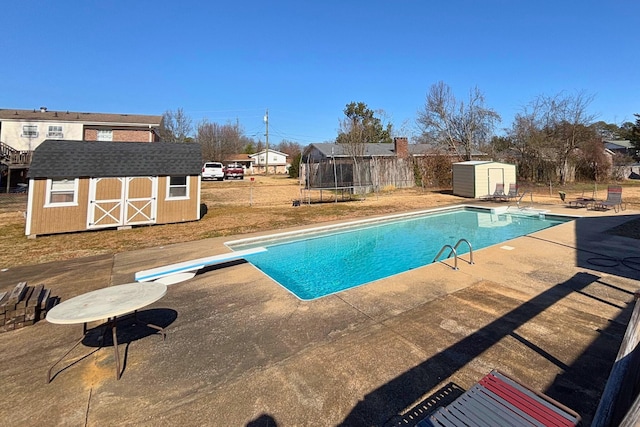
[153,272,197,285]
[134,247,267,283]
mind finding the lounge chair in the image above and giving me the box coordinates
[594,185,625,212]
[490,183,507,201]
[566,189,597,209]
[418,370,581,426]
[506,183,519,202]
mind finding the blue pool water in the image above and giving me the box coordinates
[229,207,571,300]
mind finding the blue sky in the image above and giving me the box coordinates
[2,1,638,144]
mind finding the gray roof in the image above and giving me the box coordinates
[304,142,432,158]
[604,140,634,150]
[303,142,484,158]
[0,108,162,126]
[28,140,202,178]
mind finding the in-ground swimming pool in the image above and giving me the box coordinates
[227,207,572,300]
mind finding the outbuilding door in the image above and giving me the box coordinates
[88,177,157,229]
[487,168,505,196]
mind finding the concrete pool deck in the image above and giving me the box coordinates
[1,203,639,426]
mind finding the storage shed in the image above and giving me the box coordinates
[25,140,202,237]
[452,161,517,198]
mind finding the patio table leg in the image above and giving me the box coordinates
[133,310,166,341]
[111,317,121,380]
[47,323,88,384]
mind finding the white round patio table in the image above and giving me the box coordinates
[46,282,168,382]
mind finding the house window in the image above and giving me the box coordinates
[97,129,113,141]
[46,178,78,206]
[21,125,38,138]
[47,125,64,138]
[167,176,189,199]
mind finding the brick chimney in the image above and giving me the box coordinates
[394,137,409,158]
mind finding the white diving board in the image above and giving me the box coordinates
[134,247,267,284]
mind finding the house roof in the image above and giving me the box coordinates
[0,108,162,126]
[604,140,634,150]
[249,149,289,157]
[28,140,202,178]
[303,142,484,158]
[304,142,421,158]
[223,154,252,163]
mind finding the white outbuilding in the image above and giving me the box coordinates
[452,161,517,198]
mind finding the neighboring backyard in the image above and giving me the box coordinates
[1,175,640,269]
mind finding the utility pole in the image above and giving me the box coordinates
[264,109,269,175]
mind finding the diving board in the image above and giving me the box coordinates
[134,247,267,283]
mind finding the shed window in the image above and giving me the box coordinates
[46,178,78,206]
[97,129,113,141]
[167,176,189,199]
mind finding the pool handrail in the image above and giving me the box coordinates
[433,245,458,270]
[453,238,474,265]
[434,239,474,271]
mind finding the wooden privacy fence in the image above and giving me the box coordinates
[301,157,415,193]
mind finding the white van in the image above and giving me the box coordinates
[202,162,225,181]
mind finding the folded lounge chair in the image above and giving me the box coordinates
[594,185,625,212]
[418,370,581,426]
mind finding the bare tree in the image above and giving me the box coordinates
[337,110,367,189]
[502,91,598,184]
[337,113,366,157]
[159,108,193,142]
[416,82,501,161]
[275,140,302,158]
[197,119,244,162]
[541,91,597,184]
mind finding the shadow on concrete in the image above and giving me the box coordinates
[197,259,248,275]
[81,308,178,347]
[246,413,278,426]
[383,382,465,427]
[574,214,640,281]
[47,309,177,383]
[339,272,633,426]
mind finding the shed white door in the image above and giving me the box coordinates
[88,177,157,229]
[487,168,505,195]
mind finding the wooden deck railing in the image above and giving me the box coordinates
[0,142,32,166]
[592,291,640,427]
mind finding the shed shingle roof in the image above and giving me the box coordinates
[28,140,202,178]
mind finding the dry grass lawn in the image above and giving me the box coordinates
[1,175,639,269]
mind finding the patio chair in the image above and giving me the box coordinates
[490,183,507,201]
[506,183,519,202]
[594,185,625,212]
[418,370,581,426]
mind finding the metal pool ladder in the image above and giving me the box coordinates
[433,239,474,270]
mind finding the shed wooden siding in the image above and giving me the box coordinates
[155,176,200,224]
[26,178,91,236]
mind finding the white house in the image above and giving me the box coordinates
[249,149,289,174]
[0,107,162,192]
